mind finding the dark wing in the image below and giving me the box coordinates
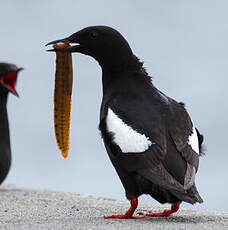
[100,91,201,193]
[167,98,202,171]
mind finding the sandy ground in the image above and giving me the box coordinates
[0,185,227,230]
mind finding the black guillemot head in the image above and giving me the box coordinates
[0,63,23,97]
[47,26,134,68]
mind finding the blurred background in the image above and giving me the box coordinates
[1,0,227,211]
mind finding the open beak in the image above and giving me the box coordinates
[46,35,81,53]
[0,67,23,97]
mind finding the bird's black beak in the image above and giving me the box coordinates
[0,67,23,97]
[46,34,81,53]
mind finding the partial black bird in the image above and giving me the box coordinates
[0,63,22,184]
[47,26,204,218]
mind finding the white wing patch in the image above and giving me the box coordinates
[106,108,153,153]
[188,127,199,154]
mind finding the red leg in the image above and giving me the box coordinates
[146,202,180,217]
[104,197,145,219]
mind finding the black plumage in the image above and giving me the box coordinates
[47,26,204,218]
[0,63,22,184]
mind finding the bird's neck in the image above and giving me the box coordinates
[101,55,152,95]
[0,93,11,183]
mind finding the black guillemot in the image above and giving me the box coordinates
[0,63,22,184]
[47,26,204,218]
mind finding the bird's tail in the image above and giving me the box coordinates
[171,183,203,204]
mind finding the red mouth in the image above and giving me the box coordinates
[0,70,20,96]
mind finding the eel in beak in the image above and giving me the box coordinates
[52,42,73,158]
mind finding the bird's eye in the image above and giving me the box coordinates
[90,31,98,39]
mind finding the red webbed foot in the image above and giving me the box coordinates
[104,213,145,219]
[146,202,180,217]
[104,197,146,219]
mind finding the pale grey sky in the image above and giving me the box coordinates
[1,0,227,211]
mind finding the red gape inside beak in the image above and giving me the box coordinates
[0,71,19,96]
